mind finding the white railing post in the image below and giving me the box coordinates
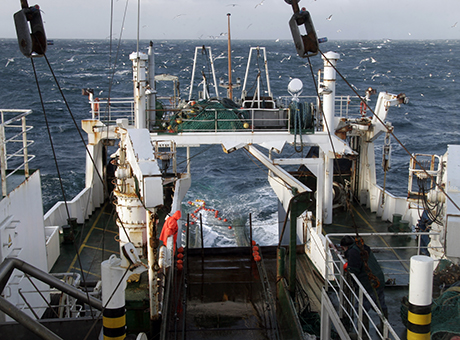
[320,291,332,340]
[22,116,29,178]
[338,261,345,318]
[358,288,364,339]
[324,245,330,291]
[0,119,7,197]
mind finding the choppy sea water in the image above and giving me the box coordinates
[0,38,459,245]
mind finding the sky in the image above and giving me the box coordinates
[2,0,459,41]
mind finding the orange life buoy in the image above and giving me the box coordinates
[359,101,367,116]
[94,98,100,114]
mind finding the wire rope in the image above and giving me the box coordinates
[31,56,97,321]
[317,48,460,213]
[201,46,214,98]
[84,1,138,336]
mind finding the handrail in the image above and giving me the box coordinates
[87,95,365,133]
[0,258,102,340]
[322,232,439,340]
[0,109,34,197]
[88,97,135,123]
[323,234,399,340]
[278,94,363,119]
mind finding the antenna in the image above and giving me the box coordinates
[288,78,303,101]
[227,13,233,99]
[220,14,240,99]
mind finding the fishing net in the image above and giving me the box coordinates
[299,309,321,336]
[167,99,249,132]
[431,287,460,339]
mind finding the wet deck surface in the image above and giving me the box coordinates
[50,202,119,282]
[328,204,416,287]
[323,203,414,339]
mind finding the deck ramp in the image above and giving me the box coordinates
[165,247,279,339]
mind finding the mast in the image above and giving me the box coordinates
[148,41,157,130]
[130,52,148,129]
[227,13,233,100]
[321,51,340,225]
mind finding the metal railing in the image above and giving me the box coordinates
[166,107,291,133]
[88,95,366,134]
[16,273,89,319]
[0,109,35,197]
[0,258,102,340]
[89,97,135,124]
[278,95,364,120]
[322,232,439,340]
[407,153,442,198]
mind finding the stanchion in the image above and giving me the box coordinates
[101,255,127,340]
[407,255,433,340]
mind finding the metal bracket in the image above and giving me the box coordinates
[288,10,319,58]
[122,242,147,272]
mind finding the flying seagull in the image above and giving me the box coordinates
[255,0,264,8]
[280,55,291,63]
[5,58,14,67]
[326,14,333,21]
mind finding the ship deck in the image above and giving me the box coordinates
[50,200,412,339]
[164,246,280,339]
[323,203,414,339]
[50,201,120,283]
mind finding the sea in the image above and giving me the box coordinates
[1,38,459,246]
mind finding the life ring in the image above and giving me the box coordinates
[359,101,367,116]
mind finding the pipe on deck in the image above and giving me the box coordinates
[0,258,102,310]
[0,258,104,340]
